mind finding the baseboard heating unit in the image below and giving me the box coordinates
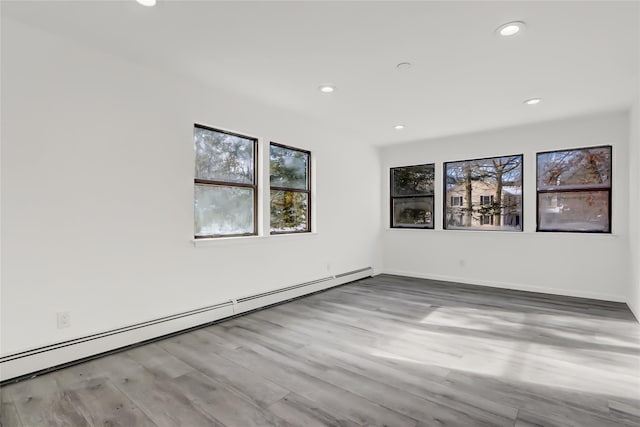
[0,267,373,385]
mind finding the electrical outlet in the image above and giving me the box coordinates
[57,312,71,329]
[459,259,466,268]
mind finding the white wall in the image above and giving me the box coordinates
[381,112,630,302]
[0,18,381,357]
[629,102,640,319]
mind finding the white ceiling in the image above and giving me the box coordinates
[3,1,639,146]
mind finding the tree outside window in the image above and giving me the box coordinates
[270,143,311,234]
[537,146,611,233]
[194,124,257,238]
[444,155,523,231]
[390,164,435,229]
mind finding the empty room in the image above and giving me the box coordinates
[1,1,639,426]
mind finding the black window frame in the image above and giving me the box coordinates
[536,145,612,234]
[269,142,312,235]
[390,163,435,230]
[194,123,258,239]
[443,154,523,232]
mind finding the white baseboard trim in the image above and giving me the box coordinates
[1,267,373,384]
[234,267,372,314]
[0,303,236,383]
[382,269,627,303]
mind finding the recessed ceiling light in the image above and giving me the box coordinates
[496,21,525,37]
[136,0,156,6]
[524,98,542,105]
[394,124,405,130]
[319,85,335,93]
[396,62,412,70]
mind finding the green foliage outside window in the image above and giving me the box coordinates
[194,125,257,238]
[391,164,435,229]
[270,143,311,233]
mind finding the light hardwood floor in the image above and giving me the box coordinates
[1,274,639,427]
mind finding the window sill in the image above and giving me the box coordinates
[192,232,318,247]
[384,228,619,237]
[269,231,317,238]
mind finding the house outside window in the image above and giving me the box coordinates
[444,155,523,231]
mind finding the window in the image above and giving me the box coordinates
[390,164,435,229]
[194,124,257,238]
[444,155,523,231]
[481,214,494,225]
[270,143,311,234]
[537,145,611,233]
[480,195,494,206]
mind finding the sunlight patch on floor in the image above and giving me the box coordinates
[369,326,640,400]
[419,309,524,332]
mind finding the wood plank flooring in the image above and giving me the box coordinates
[1,274,639,426]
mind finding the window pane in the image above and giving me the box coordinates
[194,126,255,184]
[270,191,309,232]
[444,155,522,231]
[270,145,309,190]
[195,185,254,237]
[480,195,494,205]
[392,197,434,228]
[392,164,434,196]
[537,146,611,191]
[538,191,609,232]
